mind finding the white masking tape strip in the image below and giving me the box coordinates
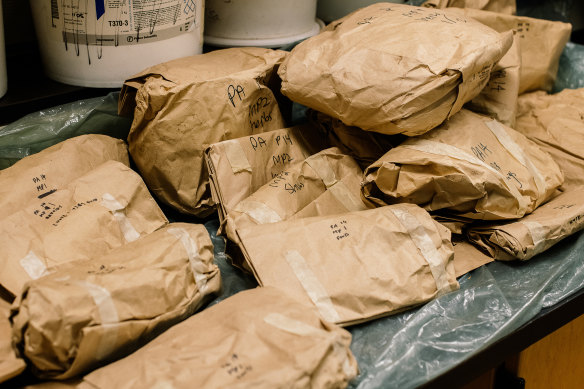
[521,221,551,257]
[101,193,140,242]
[485,120,547,200]
[389,207,454,295]
[328,181,368,212]
[284,250,341,323]
[20,251,49,280]
[264,312,357,378]
[74,281,119,361]
[402,139,528,212]
[305,154,338,188]
[167,227,209,295]
[223,140,252,174]
[235,200,283,224]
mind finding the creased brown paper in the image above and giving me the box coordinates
[122,48,288,217]
[308,110,404,170]
[452,236,494,277]
[224,147,367,245]
[465,33,521,127]
[279,3,512,136]
[79,287,358,389]
[0,160,168,298]
[422,0,516,15]
[447,8,571,94]
[237,204,459,326]
[205,124,328,223]
[0,299,25,384]
[11,223,220,380]
[362,109,563,221]
[515,88,584,191]
[0,135,128,219]
[468,187,584,261]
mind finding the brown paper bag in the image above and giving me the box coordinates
[0,299,25,384]
[0,135,129,219]
[224,147,367,245]
[79,287,358,389]
[122,48,288,217]
[308,110,404,169]
[447,8,571,94]
[452,236,494,277]
[11,223,220,380]
[465,33,521,127]
[237,204,459,326]
[362,109,563,221]
[467,188,584,261]
[422,0,516,15]
[205,124,328,223]
[515,88,584,191]
[279,3,512,136]
[0,160,168,298]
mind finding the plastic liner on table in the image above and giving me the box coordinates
[0,92,131,169]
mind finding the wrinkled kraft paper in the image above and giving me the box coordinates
[308,110,404,170]
[0,299,25,384]
[452,236,494,277]
[362,109,563,221]
[79,287,358,389]
[122,48,289,217]
[467,187,584,261]
[422,0,516,15]
[205,124,328,224]
[515,88,584,191]
[465,33,521,127]
[11,223,221,380]
[279,3,512,136]
[237,204,459,326]
[224,147,367,246]
[448,7,571,94]
[0,160,168,298]
[0,135,129,219]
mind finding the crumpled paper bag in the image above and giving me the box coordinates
[279,3,512,136]
[422,0,516,15]
[452,236,494,277]
[467,187,584,261]
[515,88,584,191]
[0,135,128,219]
[237,204,459,326]
[0,160,168,298]
[362,109,563,221]
[11,223,220,380]
[447,8,571,94]
[122,48,288,217]
[465,33,521,127]
[308,110,404,169]
[224,147,367,244]
[205,124,327,223]
[79,287,358,389]
[0,299,25,384]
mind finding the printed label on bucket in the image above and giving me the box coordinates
[50,0,200,47]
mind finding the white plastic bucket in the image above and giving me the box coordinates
[29,0,205,88]
[204,0,322,48]
[317,0,405,23]
[0,2,7,98]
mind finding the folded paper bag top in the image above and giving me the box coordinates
[122,47,289,217]
[0,134,129,220]
[10,223,221,380]
[205,124,328,223]
[0,160,168,298]
[237,204,459,326]
[467,187,584,261]
[362,109,563,221]
[0,299,25,384]
[78,287,358,389]
[279,3,513,136]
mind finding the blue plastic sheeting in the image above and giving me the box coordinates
[554,42,584,93]
[204,216,584,388]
